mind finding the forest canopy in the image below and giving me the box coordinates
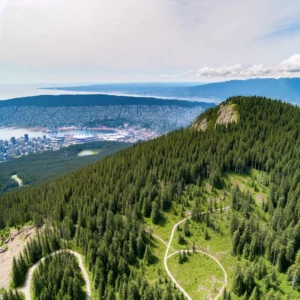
[1,96,300,298]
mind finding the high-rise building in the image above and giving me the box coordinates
[24,134,29,142]
[10,137,16,145]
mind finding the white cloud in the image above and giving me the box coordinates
[1,0,300,83]
[169,54,300,80]
[0,0,7,13]
[279,54,300,72]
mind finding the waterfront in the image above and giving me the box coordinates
[0,125,157,162]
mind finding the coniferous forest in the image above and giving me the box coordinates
[32,252,85,300]
[0,141,130,194]
[1,96,300,299]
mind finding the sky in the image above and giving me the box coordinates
[0,0,300,84]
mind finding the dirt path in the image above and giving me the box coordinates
[158,208,228,300]
[152,233,168,247]
[164,218,191,299]
[0,227,35,289]
[18,250,91,300]
[167,250,227,300]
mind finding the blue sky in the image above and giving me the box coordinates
[266,20,300,38]
[0,0,300,83]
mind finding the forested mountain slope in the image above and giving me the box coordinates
[0,141,130,194]
[1,96,300,299]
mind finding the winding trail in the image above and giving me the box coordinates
[164,218,191,299]
[18,250,91,300]
[167,249,227,300]
[157,208,228,300]
[152,233,168,247]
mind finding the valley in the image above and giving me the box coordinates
[1,97,300,299]
[2,0,299,298]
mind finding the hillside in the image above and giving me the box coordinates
[0,141,130,194]
[1,96,300,299]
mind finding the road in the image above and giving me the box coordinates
[158,208,228,300]
[18,250,91,300]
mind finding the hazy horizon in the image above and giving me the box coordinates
[1,1,300,83]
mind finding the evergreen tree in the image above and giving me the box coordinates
[151,202,160,224]
[249,287,260,300]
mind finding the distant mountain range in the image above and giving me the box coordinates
[0,94,206,107]
[48,78,300,104]
[183,78,300,103]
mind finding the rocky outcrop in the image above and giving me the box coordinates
[216,104,238,126]
[192,118,208,131]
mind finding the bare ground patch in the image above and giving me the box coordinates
[192,118,208,131]
[0,227,36,289]
[255,193,266,203]
[216,104,238,126]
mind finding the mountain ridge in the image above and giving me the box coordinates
[0,94,211,108]
[1,96,300,299]
[186,77,300,103]
[51,78,300,104]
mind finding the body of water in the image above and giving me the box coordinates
[0,84,112,101]
[0,84,215,103]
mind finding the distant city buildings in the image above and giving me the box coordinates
[0,103,205,162]
[0,134,56,162]
[0,105,203,133]
[10,137,16,145]
[0,126,158,162]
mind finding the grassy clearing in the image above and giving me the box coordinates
[0,228,10,247]
[144,209,185,243]
[77,150,99,157]
[142,170,299,298]
[168,252,224,299]
[141,236,168,286]
[11,174,23,187]
[143,174,236,296]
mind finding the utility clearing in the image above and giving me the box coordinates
[11,174,23,187]
[78,150,99,157]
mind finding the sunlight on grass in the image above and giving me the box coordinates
[168,252,224,299]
